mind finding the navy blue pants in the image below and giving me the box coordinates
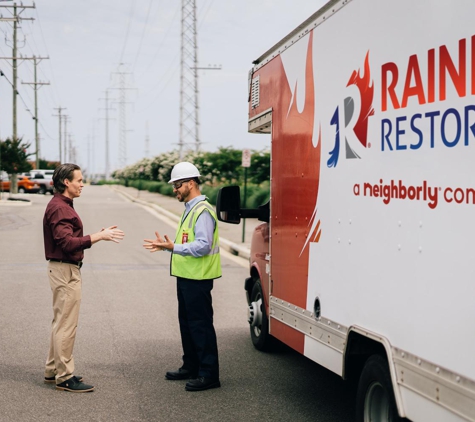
[177,277,219,379]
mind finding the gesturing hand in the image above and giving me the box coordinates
[101,225,125,243]
[143,231,174,252]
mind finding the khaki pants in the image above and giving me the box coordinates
[44,261,82,384]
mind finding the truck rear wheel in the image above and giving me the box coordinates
[356,355,403,422]
[249,280,273,351]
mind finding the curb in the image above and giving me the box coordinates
[0,197,32,206]
[111,186,251,260]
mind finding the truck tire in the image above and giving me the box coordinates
[38,186,46,194]
[18,187,26,194]
[356,355,403,422]
[249,280,274,351]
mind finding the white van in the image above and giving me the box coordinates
[30,169,54,178]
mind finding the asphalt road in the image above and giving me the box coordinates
[0,186,355,422]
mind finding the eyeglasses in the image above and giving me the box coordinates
[172,179,191,190]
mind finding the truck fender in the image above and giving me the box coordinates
[245,262,267,306]
[344,325,405,418]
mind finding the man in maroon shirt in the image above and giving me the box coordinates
[43,163,124,392]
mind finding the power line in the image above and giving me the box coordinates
[22,56,50,167]
[33,5,62,105]
[198,0,215,27]
[0,67,34,120]
[0,2,36,139]
[139,4,180,78]
[119,0,136,63]
[132,0,153,72]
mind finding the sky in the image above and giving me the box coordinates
[0,0,327,175]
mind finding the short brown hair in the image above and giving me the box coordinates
[53,163,81,193]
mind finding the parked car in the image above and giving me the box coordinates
[31,169,54,178]
[21,172,54,194]
[0,174,41,193]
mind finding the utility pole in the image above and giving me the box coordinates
[0,2,36,140]
[68,133,74,163]
[63,115,69,162]
[0,15,21,181]
[111,64,135,169]
[22,57,50,168]
[87,133,91,179]
[53,107,66,162]
[99,89,115,179]
[145,120,150,157]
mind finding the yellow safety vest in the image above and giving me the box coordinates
[171,200,222,280]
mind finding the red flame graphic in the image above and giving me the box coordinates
[347,51,374,147]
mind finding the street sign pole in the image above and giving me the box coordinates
[241,149,251,243]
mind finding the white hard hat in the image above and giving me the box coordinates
[168,161,201,183]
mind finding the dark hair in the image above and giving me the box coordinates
[191,177,201,185]
[53,163,81,193]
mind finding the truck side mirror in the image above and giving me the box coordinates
[216,186,241,224]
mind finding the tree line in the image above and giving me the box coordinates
[0,139,271,208]
[111,147,270,207]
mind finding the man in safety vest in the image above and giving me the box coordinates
[143,161,222,392]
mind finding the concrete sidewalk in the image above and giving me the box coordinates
[110,184,258,260]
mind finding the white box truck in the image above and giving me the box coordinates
[216,1,475,421]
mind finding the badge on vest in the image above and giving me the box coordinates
[182,232,189,243]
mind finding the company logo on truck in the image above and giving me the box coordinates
[381,35,475,152]
[352,178,475,209]
[325,36,475,209]
[327,52,375,168]
[327,36,475,167]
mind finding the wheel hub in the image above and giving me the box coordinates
[364,381,391,422]
[248,297,262,329]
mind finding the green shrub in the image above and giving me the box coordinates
[240,184,260,207]
[95,179,121,186]
[201,185,219,205]
[159,183,174,196]
[247,186,270,208]
[146,182,163,193]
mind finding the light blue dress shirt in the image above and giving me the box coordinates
[173,195,216,258]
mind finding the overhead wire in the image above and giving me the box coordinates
[138,52,180,112]
[30,5,69,147]
[198,0,215,27]
[138,3,180,79]
[136,0,217,116]
[0,4,57,148]
[132,0,154,72]
[34,6,61,106]
[119,0,136,64]
[21,15,57,141]
[0,68,34,121]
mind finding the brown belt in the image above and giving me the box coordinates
[49,258,83,268]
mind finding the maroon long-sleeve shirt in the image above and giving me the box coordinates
[43,193,92,262]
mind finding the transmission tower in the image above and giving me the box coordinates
[99,89,115,179]
[179,0,199,158]
[111,64,134,169]
[179,0,221,158]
